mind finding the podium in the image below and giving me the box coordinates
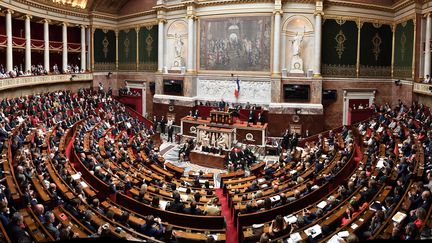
[210,110,233,124]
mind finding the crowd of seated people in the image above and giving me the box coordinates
[243,101,432,242]
[0,62,86,79]
[0,88,227,242]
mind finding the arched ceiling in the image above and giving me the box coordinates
[34,0,413,15]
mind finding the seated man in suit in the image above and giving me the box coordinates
[247,110,254,126]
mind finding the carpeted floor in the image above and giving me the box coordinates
[215,188,238,243]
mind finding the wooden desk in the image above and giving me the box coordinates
[181,116,267,146]
[189,151,226,169]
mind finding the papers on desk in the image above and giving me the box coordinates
[159,200,169,210]
[288,232,301,243]
[270,195,281,203]
[317,200,328,209]
[328,234,344,243]
[392,211,407,224]
[289,170,297,175]
[80,181,88,188]
[337,231,350,238]
[257,178,266,183]
[71,173,81,180]
[376,158,385,169]
[199,179,207,184]
[311,185,319,190]
[180,195,188,202]
[304,224,322,238]
[284,214,298,224]
[321,154,327,159]
[260,184,269,189]
[177,187,187,193]
[351,223,358,230]
[369,201,386,212]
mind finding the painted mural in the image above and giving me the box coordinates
[199,16,271,71]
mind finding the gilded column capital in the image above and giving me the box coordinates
[273,9,283,15]
[135,26,141,33]
[186,14,198,20]
[314,10,324,16]
[24,14,32,20]
[4,9,14,15]
[115,29,119,36]
[157,18,167,24]
[356,19,363,29]
[424,13,431,18]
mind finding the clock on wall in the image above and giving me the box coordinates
[292,114,300,123]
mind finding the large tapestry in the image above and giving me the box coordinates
[359,23,392,77]
[394,19,414,79]
[94,28,116,71]
[321,19,358,77]
[139,25,158,71]
[118,28,137,71]
[199,16,271,72]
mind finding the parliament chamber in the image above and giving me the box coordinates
[0,0,432,243]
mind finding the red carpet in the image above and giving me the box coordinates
[215,188,238,243]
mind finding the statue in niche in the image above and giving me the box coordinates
[172,33,185,70]
[292,32,304,57]
[290,29,305,74]
[174,33,184,58]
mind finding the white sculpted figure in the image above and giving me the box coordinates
[292,32,304,57]
[174,33,184,58]
[290,29,305,74]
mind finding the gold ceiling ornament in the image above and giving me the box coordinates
[146,25,154,31]
[372,33,382,61]
[335,30,347,59]
[124,36,130,60]
[335,18,346,26]
[102,36,109,59]
[372,22,382,28]
[401,21,407,27]
[401,31,406,62]
[52,0,88,9]
[102,29,109,34]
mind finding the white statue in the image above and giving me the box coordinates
[290,29,305,74]
[174,33,184,58]
[292,32,304,57]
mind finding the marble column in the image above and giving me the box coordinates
[425,14,431,78]
[6,10,13,72]
[115,30,119,70]
[80,25,86,71]
[187,15,195,72]
[43,20,50,72]
[62,23,68,72]
[86,28,91,71]
[314,12,322,77]
[158,19,165,72]
[25,15,32,72]
[272,11,282,75]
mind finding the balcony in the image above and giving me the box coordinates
[413,82,432,96]
[0,73,93,91]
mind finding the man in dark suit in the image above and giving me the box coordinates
[44,211,60,240]
[247,110,254,126]
[7,212,31,242]
[160,116,167,134]
[183,201,202,215]
[167,125,174,143]
[257,111,265,124]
